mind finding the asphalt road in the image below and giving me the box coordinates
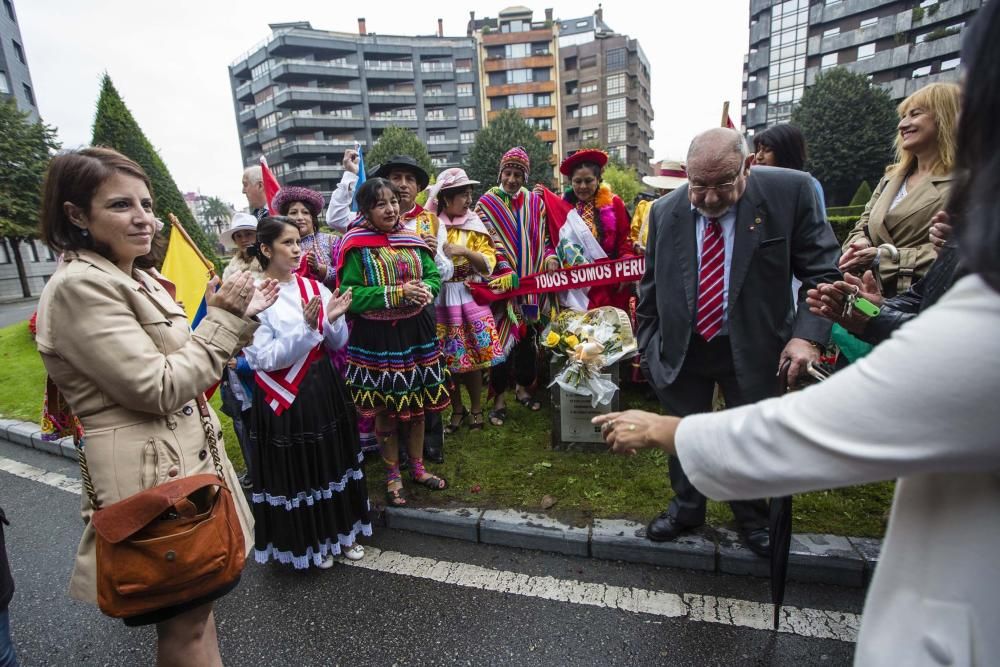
[0,440,864,666]
[0,299,36,329]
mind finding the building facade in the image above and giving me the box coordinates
[558,9,654,177]
[229,21,482,196]
[0,0,39,121]
[469,7,563,178]
[743,0,983,135]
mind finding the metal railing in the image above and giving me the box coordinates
[365,60,414,72]
[420,62,455,73]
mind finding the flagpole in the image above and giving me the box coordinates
[166,213,216,277]
[721,101,731,128]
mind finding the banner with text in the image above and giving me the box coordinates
[469,256,646,305]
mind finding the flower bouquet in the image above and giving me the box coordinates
[541,306,637,407]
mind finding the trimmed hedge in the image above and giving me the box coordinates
[827,204,866,217]
[828,215,861,245]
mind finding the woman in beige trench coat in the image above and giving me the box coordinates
[34,148,278,667]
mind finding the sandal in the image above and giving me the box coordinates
[488,408,506,427]
[516,393,542,411]
[385,481,407,507]
[469,411,485,430]
[444,406,468,435]
[414,473,447,491]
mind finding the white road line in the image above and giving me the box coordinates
[344,547,860,643]
[0,456,81,495]
[1,456,860,642]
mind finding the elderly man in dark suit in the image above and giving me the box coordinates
[637,127,841,555]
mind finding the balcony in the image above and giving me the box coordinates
[282,165,345,184]
[272,86,362,107]
[368,90,419,105]
[364,60,415,80]
[421,92,457,105]
[420,61,454,73]
[241,130,260,148]
[484,80,556,98]
[480,27,554,47]
[277,114,365,133]
[238,106,255,124]
[235,81,253,102]
[487,106,556,122]
[426,138,460,153]
[483,55,554,72]
[273,139,358,160]
[370,114,419,129]
[270,58,359,81]
[425,116,459,129]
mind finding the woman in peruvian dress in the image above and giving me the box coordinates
[558,149,634,311]
[338,178,450,507]
[425,168,504,433]
[244,216,371,568]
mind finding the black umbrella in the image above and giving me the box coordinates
[769,361,795,630]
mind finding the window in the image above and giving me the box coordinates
[456,58,473,73]
[526,117,553,131]
[507,68,533,84]
[534,94,550,107]
[581,104,598,117]
[580,82,598,95]
[426,108,446,120]
[860,17,878,29]
[508,93,534,108]
[460,131,476,143]
[12,40,24,64]
[531,43,550,56]
[251,61,270,80]
[822,27,840,38]
[425,86,443,97]
[606,73,626,96]
[0,72,8,95]
[580,55,597,69]
[607,121,626,143]
[459,107,476,120]
[912,65,932,78]
[606,97,625,120]
[457,83,473,97]
[430,156,448,168]
[25,239,38,262]
[576,20,589,27]
[857,43,876,60]
[564,56,577,70]
[567,104,579,118]
[259,113,277,129]
[582,128,599,142]
[565,81,578,95]
[940,57,960,71]
[608,145,626,162]
[821,53,838,69]
[21,82,33,106]
[502,19,529,33]
[427,131,447,144]
[505,43,531,59]
[606,47,626,71]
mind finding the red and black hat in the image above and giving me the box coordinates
[559,149,609,176]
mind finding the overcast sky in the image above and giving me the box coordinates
[16,0,749,208]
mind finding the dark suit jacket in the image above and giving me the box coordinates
[637,166,841,400]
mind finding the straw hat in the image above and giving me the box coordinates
[642,160,687,191]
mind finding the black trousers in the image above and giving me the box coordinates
[490,327,539,395]
[651,334,770,532]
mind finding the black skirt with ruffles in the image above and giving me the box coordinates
[249,357,371,569]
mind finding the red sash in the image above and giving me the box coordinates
[254,276,325,415]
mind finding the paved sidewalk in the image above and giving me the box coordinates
[0,417,881,588]
[0,297,37,328]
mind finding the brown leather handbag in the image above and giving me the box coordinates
[78,397,245,619]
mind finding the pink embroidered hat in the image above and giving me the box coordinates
[271,186,325,218]
[498,146,531,179]
[425,167,480,214]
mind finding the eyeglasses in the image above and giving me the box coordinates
[688,180,738,195]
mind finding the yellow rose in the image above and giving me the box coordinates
[544,331,561,347]
[563,334,580,349]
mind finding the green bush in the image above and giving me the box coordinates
[827,204,866,217]
[828,215,861,245]
[849,180,873,207]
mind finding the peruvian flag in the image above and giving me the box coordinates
[538,186,607,312]
[260,156,281,214]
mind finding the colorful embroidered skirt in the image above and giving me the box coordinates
[346,309,451,420]
[249,357,372,569]
[435,281,505,373]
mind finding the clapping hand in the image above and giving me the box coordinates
[302,296,321,330]
[246,278,280,318]
[422,233,439,256]
[207,271,279,319]
[928,211,952,253]
[306,249,328,280]
[806,270,881,335]
[326,287,353,322]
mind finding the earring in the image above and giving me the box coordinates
[80,229,89,237]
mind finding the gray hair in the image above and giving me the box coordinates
[687,127,750,166]
[243,165,263,184]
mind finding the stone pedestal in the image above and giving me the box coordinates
[550,361,620,452]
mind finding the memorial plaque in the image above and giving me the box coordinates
[550,362,619,452]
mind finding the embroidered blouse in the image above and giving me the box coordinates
[339,246,441,319]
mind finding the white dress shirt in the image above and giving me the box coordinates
[692,206,737,335]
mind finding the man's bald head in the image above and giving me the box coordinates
[687,128,749,174]
[685,127,752,218]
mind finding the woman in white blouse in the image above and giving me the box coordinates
[595,7,1000,662]
[244,216,372,569]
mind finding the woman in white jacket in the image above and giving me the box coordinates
[595,6,1000,664]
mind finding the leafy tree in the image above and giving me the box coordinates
[849,180,873,207]
[0,99,60,297]
[602,163,643,210]
[791,68,897,206]
[91,74,217,264]
[367,126,434,179]
[463,110,554,197]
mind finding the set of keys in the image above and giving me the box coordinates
[840,287,882,319]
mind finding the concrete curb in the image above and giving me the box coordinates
[0,418,881,587]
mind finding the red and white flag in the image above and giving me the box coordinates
[538,187,607,312]
[260,156,281,214]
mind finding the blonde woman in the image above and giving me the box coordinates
[840,82,960,297]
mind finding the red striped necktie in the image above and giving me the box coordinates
[696,217,725,340]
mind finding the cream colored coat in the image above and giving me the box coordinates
[35,250,257,605]
[844,170,952,296]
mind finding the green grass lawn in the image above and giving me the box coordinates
[0,320,892,538]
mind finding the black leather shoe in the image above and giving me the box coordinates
[645,512,700,543]
[424,446,444,464]
[741,527,771,557]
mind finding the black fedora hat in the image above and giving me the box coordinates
[367,155,430,191]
